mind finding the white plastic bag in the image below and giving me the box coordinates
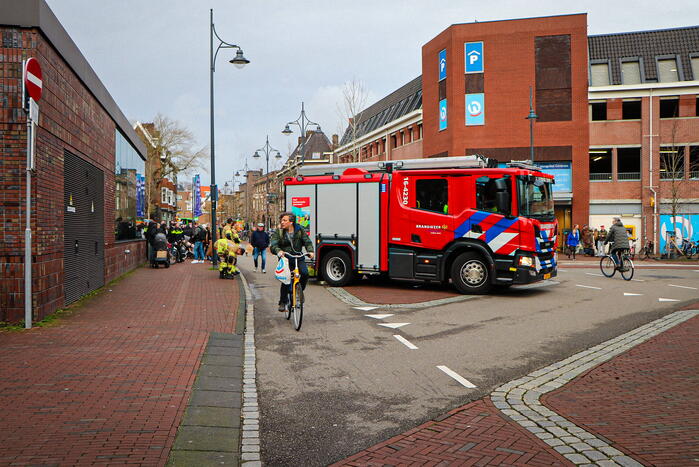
[274,257,291,284]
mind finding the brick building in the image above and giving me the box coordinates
[0,0,147,322]
[335,16,699,252]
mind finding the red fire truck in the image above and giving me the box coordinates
[284,155,557,294]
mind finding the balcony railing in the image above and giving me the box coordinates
[617,172,641,181]
[590,172,612,181]
[659,171,684,180]
[690,170,699,180]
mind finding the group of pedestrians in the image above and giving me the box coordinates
[565,217,629,261]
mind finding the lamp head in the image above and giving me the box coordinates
[275,151,282,159]
[315,125,322,133]
[282,124,292,135]
[230,49,249,69]
[253,151,260,159]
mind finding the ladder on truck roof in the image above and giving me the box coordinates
[296,154,498,176]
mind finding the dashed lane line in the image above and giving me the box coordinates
[576,284,602,290]
[624,292,643,296]
[354,306,378,311]
[659,298,681,302]
[437,365,477,388]
[365,314,394,320]
[585,272,604,277]
[393,335,418,350]
[668,284,698,290]
[378,322,410,329]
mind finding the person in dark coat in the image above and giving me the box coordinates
[250,222,271,273]
[605,217,630,268]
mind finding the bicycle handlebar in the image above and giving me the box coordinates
[283,252,311,258]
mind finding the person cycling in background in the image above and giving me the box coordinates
[270,212,314,311]
[605,216,630,270]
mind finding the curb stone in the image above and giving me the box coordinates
[239,273,261,466]
[491,309,699,466]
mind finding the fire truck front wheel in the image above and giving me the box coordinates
[321,250,355,287]
[451,252,491,294]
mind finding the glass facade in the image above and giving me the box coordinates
[115,130,146,241]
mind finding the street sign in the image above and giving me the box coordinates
[23,58,42,102]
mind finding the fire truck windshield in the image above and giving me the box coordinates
[517,176,554,219]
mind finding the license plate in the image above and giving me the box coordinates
[543,273,551,280]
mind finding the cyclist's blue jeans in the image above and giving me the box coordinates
[610,248,625,266]
[279,255,308,305]
[253,247,266,270]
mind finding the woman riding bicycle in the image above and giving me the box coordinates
[605,216,630,270]
[270,212,315,311]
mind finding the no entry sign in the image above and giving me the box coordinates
[24,57,42,102]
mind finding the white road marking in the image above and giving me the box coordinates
[513,280,559,290]
[354,306,378,311]
[585,272,604,277]
[668,284,698,290]
[659,298,680,302]
[576,284,602,290]
[365,314,394,320]
[378,322,410,329]
[437,365,477,388]
[631,278,645,282]
[393,335,418,350]
[624,293,643,296]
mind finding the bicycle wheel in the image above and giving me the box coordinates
[600,256,616,277]
[620,257,634,281]
[293,282,303,331]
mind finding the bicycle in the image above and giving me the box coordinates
[283,253,309,331]
[600,248,634,281]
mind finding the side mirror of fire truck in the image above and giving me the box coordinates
[494,178,511,215]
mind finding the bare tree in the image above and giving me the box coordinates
[337,78,369,163]
[140,113,209,220]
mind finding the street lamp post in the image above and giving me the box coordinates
[210,8,249,266]
[282,102,321,168]
[253,135,282,229]
[525,86,538,163]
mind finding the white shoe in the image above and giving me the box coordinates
[262,269,266,273]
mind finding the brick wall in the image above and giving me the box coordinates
[0,27,144,323]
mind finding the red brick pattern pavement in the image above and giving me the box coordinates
[543,315,699,466]
[333,399,568,466]
[0,262,239,466]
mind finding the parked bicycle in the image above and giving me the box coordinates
[600,248,634,280]
[284,253,310,331]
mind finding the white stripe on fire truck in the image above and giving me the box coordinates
[487,232,518,253]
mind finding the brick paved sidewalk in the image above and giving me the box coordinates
[0,261,240,467]
[335,313,699,466]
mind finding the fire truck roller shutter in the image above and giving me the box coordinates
[317,183,357,237]
[357,182,380,270]
[285,184,316,242]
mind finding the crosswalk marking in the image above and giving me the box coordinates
[437,365,476,388]
[394,335,418,350]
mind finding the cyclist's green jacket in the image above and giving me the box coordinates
[270,224,314,256]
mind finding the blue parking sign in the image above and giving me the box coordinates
[465,42,483,73]
[465,93,484,126]
[438,49,447,81]
[439,99,447,130]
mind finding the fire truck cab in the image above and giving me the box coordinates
[285,155,557,294]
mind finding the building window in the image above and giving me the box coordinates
[590,101,607,121]
[659,97,680,118]
[622,100,641,120]
[590,149,612,181]
[691,56,699,81]
[657,57,679,82]
[617,148,641,181]
[416,179,448,214]
[690,146,699,179]
[418,124,423,140]
[114,130,145,241]
[621,60,642,84]
[312,152,321,159]
[161,187,167,203]
[660,146,685,180]
[391,134,397,149]
[590,63,610,86]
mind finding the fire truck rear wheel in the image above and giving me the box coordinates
[322,250,355,287]
[451,252,491,294]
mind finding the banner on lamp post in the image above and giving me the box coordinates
[193,174,202,218]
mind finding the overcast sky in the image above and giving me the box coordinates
[45,0,698,186]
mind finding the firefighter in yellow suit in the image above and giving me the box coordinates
[215,231,240,279]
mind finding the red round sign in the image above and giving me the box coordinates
[24,57,42,101]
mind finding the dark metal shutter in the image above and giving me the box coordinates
[63,151,104,305]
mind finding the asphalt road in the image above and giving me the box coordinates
[240,254,699,466]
